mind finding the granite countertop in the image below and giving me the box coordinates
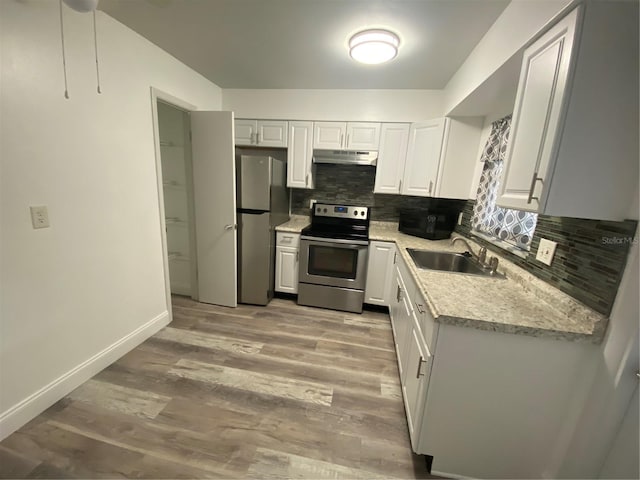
[369,221,607,344]
[276,215,309,233]
[274,217,607,343]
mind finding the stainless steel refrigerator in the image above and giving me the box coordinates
[236,155,289,305]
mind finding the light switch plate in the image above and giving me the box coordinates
[536,237,557,266]
[30,205,50,229]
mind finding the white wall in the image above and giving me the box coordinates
[0,1,222,438]
[222,89,443,122]
[443,0,573,115]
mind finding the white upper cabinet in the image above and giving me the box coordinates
[435,117,483,199]
[313,122,380,150]
[375,118,482,198]
[234,119,257,146]
[498,4,637,220]
[234,119,288,147]
[346,122,381,150]
[498,10,578,212]
[287,121,314,189]
[374,123,410,194]
[402,119,447,197]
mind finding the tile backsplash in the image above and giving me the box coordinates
[290,165,636,316]
[290,164,465,220]
[456,200,637,315]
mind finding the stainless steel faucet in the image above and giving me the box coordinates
[451,237,499,274]
[451,237,485,261]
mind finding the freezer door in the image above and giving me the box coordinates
[238,212,273,305]
[238,155,271,211]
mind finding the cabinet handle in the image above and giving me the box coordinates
[415,302,425,314]
[224,224,237,231]
[416,356,427,378]
[250,133,255,144]
[527,172,544,204]
[396,285,402,302]
[305,173,309,186]
[296,251,299,263]
[428,181,433,195]
[256,132,261,144]
[399,179,402,193]
[346,133,350,147]
[393,252,397,264]
[340,133,344,147]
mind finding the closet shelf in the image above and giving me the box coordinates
[165,217,188,226]
[168,251,190,262]
[163,180,185,189]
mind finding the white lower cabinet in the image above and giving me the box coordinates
[389,251,598,479]
[389,252,435,451]
[275,232,300,293]
[365,241,396,306]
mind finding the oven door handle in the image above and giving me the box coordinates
[300,236,369,246]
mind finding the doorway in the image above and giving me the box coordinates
[156,101,198,299]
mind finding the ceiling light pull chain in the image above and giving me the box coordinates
[59,0,70,99]
[92,10,102,94]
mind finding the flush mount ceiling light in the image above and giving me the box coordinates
[349,29,400,65]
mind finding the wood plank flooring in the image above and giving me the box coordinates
[0,296,436,479]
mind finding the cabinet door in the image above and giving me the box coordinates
[287,121,314,189]
[346,122,381,150]
[314,122,346,149]
[402,323,430,447]
[402,119,446,197]
[393,264,413,379]
[374,123,410,194]
[497,9,579,212]
[234,119,257,145]
[275,246,298,293]
[257,120,288,147]
[365,241,396,306]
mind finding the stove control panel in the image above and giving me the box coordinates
[313,203,369,219]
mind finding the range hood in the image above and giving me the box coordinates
[312,149,378,166]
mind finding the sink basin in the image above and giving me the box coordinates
[406,249,505,278]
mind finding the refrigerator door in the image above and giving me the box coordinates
[237,211,273,305]
[238,155,272,211]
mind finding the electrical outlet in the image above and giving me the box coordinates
[536,237,557,266]
[30,205,50,229]
[309,198,316,208]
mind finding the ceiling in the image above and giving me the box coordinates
[98,0,510,90]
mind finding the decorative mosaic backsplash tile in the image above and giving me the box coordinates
[456,200,637,315]
[290,164,465,221]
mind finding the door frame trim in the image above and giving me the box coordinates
[150,87,198,317]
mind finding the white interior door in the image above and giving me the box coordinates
[191,111,237,307]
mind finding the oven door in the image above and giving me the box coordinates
[299,237,369,290]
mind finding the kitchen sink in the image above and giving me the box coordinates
[406,249,505,278]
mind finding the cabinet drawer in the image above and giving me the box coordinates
[413,291,438,352]
[276,232,300,247]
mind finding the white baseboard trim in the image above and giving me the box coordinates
[0,311,170,440]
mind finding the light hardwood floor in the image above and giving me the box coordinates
[0,296,436,479]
